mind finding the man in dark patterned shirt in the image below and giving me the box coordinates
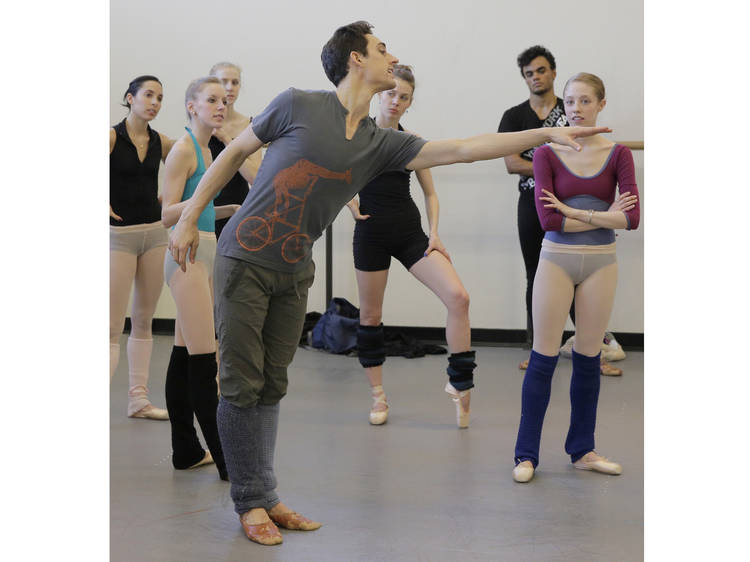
[499,46,569,365]
[498,46,622,376]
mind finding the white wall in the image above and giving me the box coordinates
[111,0,643,332]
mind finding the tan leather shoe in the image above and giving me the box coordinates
[269,510,322,531]
[239,513,283,545]
[600,360,623,376]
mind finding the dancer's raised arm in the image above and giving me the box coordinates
[405,125,611,170]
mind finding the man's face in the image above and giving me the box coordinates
[360,34,399,92]
[521,56,556,96]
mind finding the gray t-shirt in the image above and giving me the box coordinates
[217,88,427,272]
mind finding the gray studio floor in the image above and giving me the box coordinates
[111,335,643,562]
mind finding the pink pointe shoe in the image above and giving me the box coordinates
[444,382,471,428]
[369,385,389,425]
[573,451,622,475]
[129,404,169,420]
[512,460,535,483]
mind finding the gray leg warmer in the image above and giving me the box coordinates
[217,397,280,514]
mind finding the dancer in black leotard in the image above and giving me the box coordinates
[347,65,474,428]
[110,75,175,419]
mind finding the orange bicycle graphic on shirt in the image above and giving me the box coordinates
[235,159,353,263]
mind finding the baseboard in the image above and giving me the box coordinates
[124,318,643,351]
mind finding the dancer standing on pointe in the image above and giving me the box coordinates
[110,75,175,420]
[208,62,262,240]
[161,77,241,480]
[511,72,640,484]
[346,64,472,428]
[168,21,609,546]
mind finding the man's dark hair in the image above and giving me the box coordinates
[516,45,556,76]
[321,21,374,86]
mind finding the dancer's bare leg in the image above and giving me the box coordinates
[170,262,216,355]
[572,262,618,356]
[128,245,167,416]
[531,258,575,357]
[410,251,471,418]
[130,246,166,339]
[408,251,470,353]
[110,250,137,379]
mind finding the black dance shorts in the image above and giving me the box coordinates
[353,215,429,271]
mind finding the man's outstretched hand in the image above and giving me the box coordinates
[548,126,612,151]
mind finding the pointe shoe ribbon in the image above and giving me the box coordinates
[269,510,322,531]
[239,516,283,545]
[444,382,470,428]
[369,385,389,425]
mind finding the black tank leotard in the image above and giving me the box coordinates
[110,119,162,226]
[353,124,429,271]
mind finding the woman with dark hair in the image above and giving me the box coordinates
[110,75,175,419]
[512,73,640,484]
[347,64,473,428]
[160,76,241,480]
[208,62,262,240]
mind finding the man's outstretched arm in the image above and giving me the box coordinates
[168,125,264,270]
[405,126,611,170]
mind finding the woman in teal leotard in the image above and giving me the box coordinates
[160,76,240,480]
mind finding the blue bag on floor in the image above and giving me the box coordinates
[311,297,360,354]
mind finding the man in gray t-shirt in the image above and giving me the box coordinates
[168,20,607,546]
[218,87,426,271]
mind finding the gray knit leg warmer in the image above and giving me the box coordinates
[257,403,280,510]
[217,397,280,514]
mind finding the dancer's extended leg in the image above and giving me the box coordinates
[410,251,473,427]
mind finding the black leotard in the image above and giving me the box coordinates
[353,124,428,271]
[110,119,162,226]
